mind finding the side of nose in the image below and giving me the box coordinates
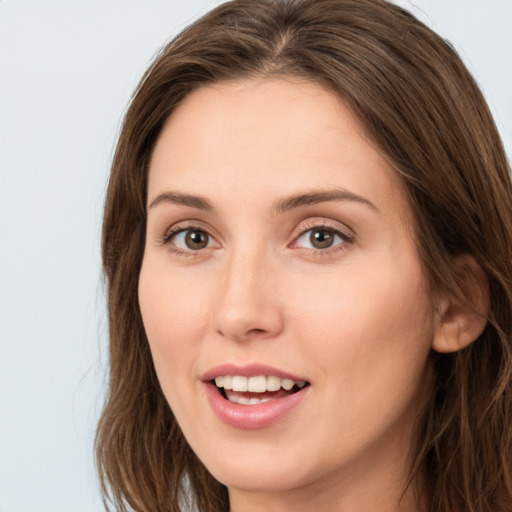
[212,251,284,342]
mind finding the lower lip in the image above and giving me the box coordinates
[203,383,309,430]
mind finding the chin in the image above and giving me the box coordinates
[192,440,322,494]
[210,464,311,494]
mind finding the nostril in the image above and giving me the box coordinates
[248,328,266,335]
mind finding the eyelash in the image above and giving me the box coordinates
[160,222,215,257]
[292,221,354,256]
[160,220,354,257]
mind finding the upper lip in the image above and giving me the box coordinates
[201,363,308,383]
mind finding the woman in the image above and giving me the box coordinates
[95,1,512,511]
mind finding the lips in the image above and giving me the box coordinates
[202,364,310,429]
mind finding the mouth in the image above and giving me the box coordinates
[202,365,311,429]
[212,375,310,405]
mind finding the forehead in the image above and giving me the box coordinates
[148,78,408,220]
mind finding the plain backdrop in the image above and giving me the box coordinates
[0,1,510,511]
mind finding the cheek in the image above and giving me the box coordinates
[279,258,434,464]
[289,256,432,340]
[287,255,434,397]
[138,259,210,383]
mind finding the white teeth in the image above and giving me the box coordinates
[281,378,294,391]
[248,375,267,392]
[224,393,277,406]
[223,375,233,390]
[266,375,281,392]
[231,376,248,392]
[214,374,307,393]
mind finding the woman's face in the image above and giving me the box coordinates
[139,79,440,507]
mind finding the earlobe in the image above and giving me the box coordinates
[432,256,490,354]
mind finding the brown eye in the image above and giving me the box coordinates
[294,225,351,252]
[310,229,335,249]
[169,228,212,251]
[184,229,210,250]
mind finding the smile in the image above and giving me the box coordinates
[214,375,308,405]
[202,366,311,429]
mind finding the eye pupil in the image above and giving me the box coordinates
[185,230,209,249]
[310,229,334,249]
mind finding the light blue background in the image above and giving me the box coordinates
[0,1,510,511]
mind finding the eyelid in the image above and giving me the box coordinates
[289,218,355,250]
[158,217,354,257]
[161,220,221,253]
[162,219,216,239]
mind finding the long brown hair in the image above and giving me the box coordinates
[96,1,512,511]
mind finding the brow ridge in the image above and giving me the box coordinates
[147,188,378,214]
[148,192,214,212]
[273,189,378,213]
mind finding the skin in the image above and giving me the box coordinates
[138,78,445,512]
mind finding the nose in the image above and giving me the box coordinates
[213,251,284,342]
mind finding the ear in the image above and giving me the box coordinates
[432,255,490,354]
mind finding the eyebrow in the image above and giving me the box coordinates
[147,188,378,214]
[148,192,215,212]
[273,189,379,213]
